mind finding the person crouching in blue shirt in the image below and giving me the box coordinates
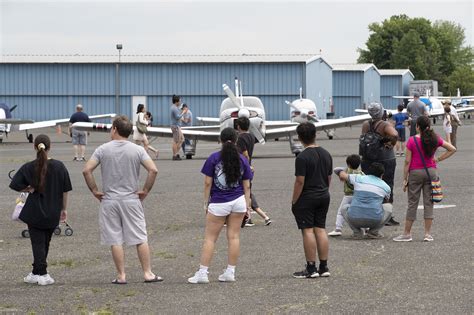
[334,162,392,239]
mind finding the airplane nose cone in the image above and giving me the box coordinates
[238,108,250,118]
[300,110,308,119]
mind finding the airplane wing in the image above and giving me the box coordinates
[72,122,220,142]
[265,114,372,139]
[196,117,220,126]
[0,118,34,124]
[266,121,299,128]
[19,114,116,131]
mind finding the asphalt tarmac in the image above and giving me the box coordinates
[0,121,472,314]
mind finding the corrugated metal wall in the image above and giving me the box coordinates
[332,71,363,117]
[380,73,414,109]
[305,59,332,119]
[363,68,380,105]
[0,63,304,125]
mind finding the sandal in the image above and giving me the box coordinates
[112,279,127,285]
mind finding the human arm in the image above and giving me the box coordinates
[137,159,158,201]
[203,176,212,212]
[82,159,104,201]
[435,141,456,163]
[243,179,251,210]
[382,123,398,148]
[402,147,412,192]
[292,176,305,204]
[61,192,68,222]
[334,168,349,182]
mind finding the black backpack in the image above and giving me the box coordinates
[359,121,384,160]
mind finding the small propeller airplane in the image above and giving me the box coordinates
[74,78,375,157]
[0,102,116,143]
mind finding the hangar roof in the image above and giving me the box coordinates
[379,69,414,77]
[0,54,331,65]
[332,63,380,74]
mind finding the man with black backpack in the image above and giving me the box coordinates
[360,102,400,226]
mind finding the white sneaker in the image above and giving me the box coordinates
[218,269,235,282]
[187,270,209,284]
[24,273,40,284]
[37,274,55,286]
[328,230,342,236]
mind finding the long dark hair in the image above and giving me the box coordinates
[220,127,241,186]
[33,134,50,193]
[136,104,145,114]
[416,116,438,157]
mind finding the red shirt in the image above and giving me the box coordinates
[406,135,443,171]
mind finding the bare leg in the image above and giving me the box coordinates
[314,227,329,261]
[301,228,317,262]
[226,212,246,266]
[136,242,156,280]
[111,245,126,282]
[199,213,226,267]
[80,145,86,158]
[172,142,179,156]
[445,133,451,144]
[403,219,415,235]
[424,218,433,236]
[73,145,79,158]
[253,207,269,220]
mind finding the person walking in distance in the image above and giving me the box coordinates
[392,104,409,156]
[133,104,159,159]
[83,115,162,284]
[406,92,427,137]
[69,104,91,161]
[235,117,271,226]
[188,128,252,284]
[180,103,193,157]
[10,134,72,286]
[170,95,187,160]
[291,123,332,279]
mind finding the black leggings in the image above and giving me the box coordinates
[28,226,55,275]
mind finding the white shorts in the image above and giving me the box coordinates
[208,195,246,217]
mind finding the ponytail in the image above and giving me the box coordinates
[33,134,51,193]
[220,128,241,186]
[416,116,438,157]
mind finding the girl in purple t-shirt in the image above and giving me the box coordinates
[188,128,252,284]
[394,116,456,242]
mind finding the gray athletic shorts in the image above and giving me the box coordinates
[99,199,148,246]
[72,129,87,145]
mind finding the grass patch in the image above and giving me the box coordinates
[91,287,103,294]
[50,259,75,268]
[165,224,182,231]
[122,290,137,297]
[155,251,177,259]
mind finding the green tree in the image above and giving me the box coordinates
[446,66,474,95]
[358,15,473,95]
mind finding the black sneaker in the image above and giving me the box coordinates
[318,266,330,277]
[293,267,319,279]
[73,157,79,161]
[245,219,255,227]
[172,155,182,161]
[385,217,400,226]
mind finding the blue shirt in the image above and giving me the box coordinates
[393,112,408,129]
[170,105,183,127]
[347,174,391,221]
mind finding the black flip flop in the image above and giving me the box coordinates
[112,279,127,285]
[144,276,163,283]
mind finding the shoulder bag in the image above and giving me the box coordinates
[413,137,443,202]
[136,117,148,134]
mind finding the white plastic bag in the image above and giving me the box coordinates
[12,192,28,221]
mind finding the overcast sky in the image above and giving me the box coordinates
[0,0,472,63]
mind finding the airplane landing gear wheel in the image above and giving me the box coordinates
[294,152,299,157]
[186,154,192,160]
[54,227,61,235]
[328,135,334,140]
[21,230,30,238]
[28,134,33,143]
[0,138,3,143]
[65,228,73,236]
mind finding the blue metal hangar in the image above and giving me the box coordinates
[379,69,415,109]
[0,54,333,125]
[332,63,381,118]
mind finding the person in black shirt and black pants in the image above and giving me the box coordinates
[291,123,332,278]
[10,134,72,286]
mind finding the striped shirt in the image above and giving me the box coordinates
[347,174,391,221]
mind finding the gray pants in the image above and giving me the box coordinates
[407,168,436,221]
[341,204,392,234]
[451,124,458,148]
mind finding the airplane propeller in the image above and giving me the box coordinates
[222,83,265,144]
[285,100,318,122]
